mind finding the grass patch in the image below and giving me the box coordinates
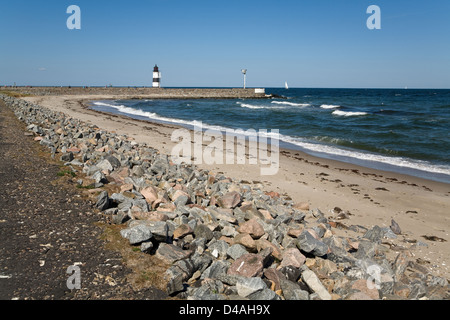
[76,184,95,190]
[0,90,33,98]
[57,169,76,177]
[95,222,171,294]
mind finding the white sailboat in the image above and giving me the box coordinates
[285,81,289,90]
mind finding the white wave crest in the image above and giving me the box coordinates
[271,101,310,107]
[332,110,368,117]
[320,104,340,109]
[236,102,285,110]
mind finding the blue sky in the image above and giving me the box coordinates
[0,0,449,88]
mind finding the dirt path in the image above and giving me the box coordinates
[0,100,167,300]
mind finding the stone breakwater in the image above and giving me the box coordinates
[1,93,448,300]
[2,87,269,99]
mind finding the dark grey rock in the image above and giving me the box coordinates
[296,230,329,256]
[354,240,377,260]
[60,152,74,162]
[105,155,121,169]
[247,288,281,300]
[95,191,110,211]
[200,260,230,280]
[390,219,402,235]
[363,225,384,243]
[280,279,309,300]
[194,224,214,241]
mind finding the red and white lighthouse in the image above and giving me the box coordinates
[152,65,161,88]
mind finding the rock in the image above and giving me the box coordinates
[264,268,284,291]
[60,152,74,162]
[144,221,169,242]
[120,183,134,193]
[95,191,110,211]
[227,244,249,261]
[207,207,237,224]
[248,288,281,300]
[218,191,241,209]
[104,155,121,170]
[140,186,159,204]
[351,279,380,300]
[236,277,267,298]
[363,225,384,244]
[112,211,130,225]
[140,241,154,253]
[237,218,265,239]
[233,233,257,252]
[208,240,229,259]
[390,219,402,235]
[280,278,309,300]
[200,260,230,280]
[227,253,264,278]
[279,247,306,269]
[345,292,374,300]
[293,202,309,211]
[255,239,282,261]
[301,267,332,300]
[393,253,409,282]
[296,230,329,257]
[279,265,301,282]
[96,159,114,172]
[354,240,378,260]
[194,224,214,242]
[165,266,185,295]
[92,171,107,184]
[173,224,194,239]
[156,243,192,264]
[120,224,153,245]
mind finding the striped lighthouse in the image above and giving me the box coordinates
[152,65,161,88]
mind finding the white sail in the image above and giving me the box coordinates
[285,81,289,90]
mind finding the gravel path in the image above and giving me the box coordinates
[0,100,167,300]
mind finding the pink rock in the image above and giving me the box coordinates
[237,218,265,239]
[351,279,380,300]
[173,224,194,239]
[278,248,306,269]
[293,202,310,211]
[227,253,264,278]
[141,186,159,204]
[218,191,241,209]
[120,183,134,193]
[255,239,282,260]
[234,233,257,251]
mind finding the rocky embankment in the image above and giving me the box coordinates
[1,94,448,300]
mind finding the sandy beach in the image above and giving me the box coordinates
[20,92,450,281]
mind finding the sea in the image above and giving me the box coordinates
[90,88,450,184]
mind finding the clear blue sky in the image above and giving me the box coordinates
[1,0,449,88]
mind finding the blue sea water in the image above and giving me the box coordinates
[90,88,450,184]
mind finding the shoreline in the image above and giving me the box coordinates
[89,99,450,185]
[20,93,450,280]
